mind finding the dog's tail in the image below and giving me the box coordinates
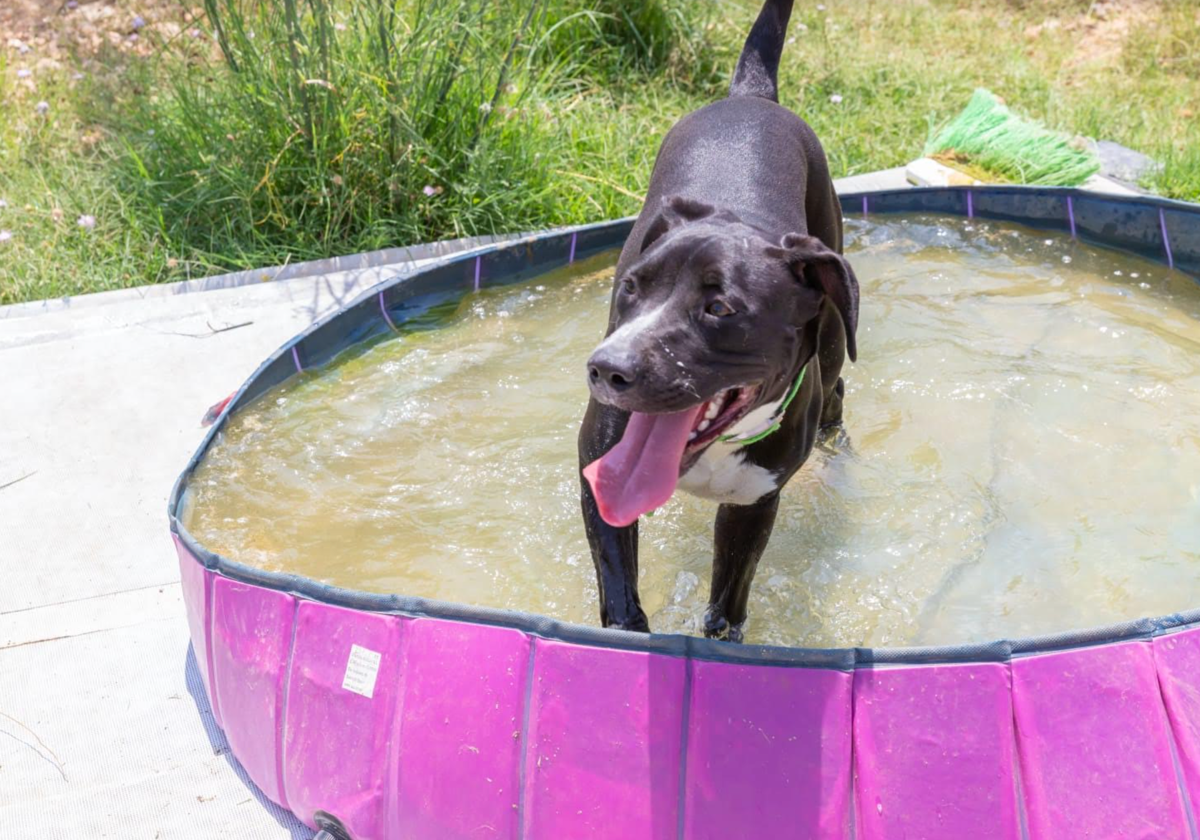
[728,0,794,102]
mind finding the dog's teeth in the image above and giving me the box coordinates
[688,431,697,441]
[698,419,710,432]
[704,403,720,420]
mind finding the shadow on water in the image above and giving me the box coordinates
[184,644,315,840]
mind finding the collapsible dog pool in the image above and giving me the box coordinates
[170,186,1200,839]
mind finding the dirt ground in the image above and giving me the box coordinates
[3,0,1183,84]
[1,0,199,64]
[1022,0,1160,70]
[1,0,1177,65]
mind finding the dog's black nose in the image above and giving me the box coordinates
[588,349,639,392]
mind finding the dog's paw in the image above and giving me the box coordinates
[817,423,855,456]
[703,609,746,644]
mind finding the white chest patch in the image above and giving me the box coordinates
[677,442,780,505]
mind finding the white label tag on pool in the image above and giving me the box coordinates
[342,644,381,699]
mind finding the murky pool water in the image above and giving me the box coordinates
[182,215,1200,648]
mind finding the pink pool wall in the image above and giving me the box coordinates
[176,538,1200,840]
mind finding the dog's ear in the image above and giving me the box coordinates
[640,194,717,252]
[777,233,859,362]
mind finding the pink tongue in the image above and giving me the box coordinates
[582,406,702,527]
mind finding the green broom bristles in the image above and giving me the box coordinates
[924,88,1100,187]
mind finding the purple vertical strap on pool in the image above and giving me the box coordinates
[1067,195,1077,239]
[474,255,482,292]
[523,640,685,839]
[174,537,221,728]
[378,290,398,332]
[291,345,302,373]
[1012,641,1189,839]
[967,190,974,219]
[282,602,405,838]
[862,195,869,217]
[568,231,578,265]
[210,577,297,809]
[391,618,530,840]
[1161,207,1176,269]
[684,661,852,839]
[1154,628,1200,813]
[854,663,1019,840]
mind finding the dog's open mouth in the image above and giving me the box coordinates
[582,384,762,527]
[684,385,760,453]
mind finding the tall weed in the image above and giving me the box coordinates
[108,0,717,274]
[118,0,543,270]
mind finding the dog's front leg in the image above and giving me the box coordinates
[580,482,647,631]
[703,492,781,643]
[578,400,649,632]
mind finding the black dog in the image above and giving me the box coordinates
[577,0,859,642]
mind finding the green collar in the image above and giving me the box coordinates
[717,363,808,446]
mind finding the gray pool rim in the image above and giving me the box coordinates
[168,185,1200,670]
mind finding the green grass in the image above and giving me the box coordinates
[0,54,171,302]
[1,0,1198,304]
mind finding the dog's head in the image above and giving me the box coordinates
[587,194,857,444]
[581,195,858,525]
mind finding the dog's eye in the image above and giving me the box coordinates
[706,300,735,317]
[621,277,636,294]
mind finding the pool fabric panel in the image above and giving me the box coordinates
[390,618,530,840]
[210,576,295,809]
[522,639,686,839]
[683,660,852,839]
[1012,641,1190,839]
[166,193,1200,837]
[283,602,404,840]
[853,662,1020,839]
[176,534,219,728]
[1153,628,1200,829]
[1161,204,1199,274]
